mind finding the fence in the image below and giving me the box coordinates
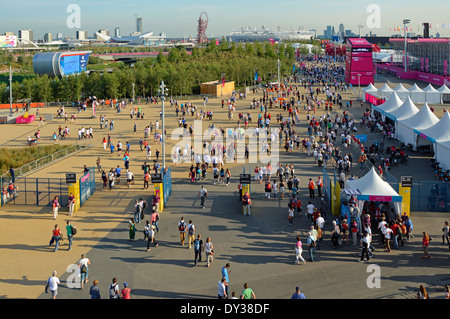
[79,167,96,207]
[1,177,67,207]
[0,141,94,183]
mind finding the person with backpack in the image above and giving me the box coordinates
[78,254,90,289]
[66,220,76,251]
[187,220,196,249]
[109,277,120,299]
[264,180,272,199]
[146,225,158,252]
[194,234,204,266]
[178,217,187,246]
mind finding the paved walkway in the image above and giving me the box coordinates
[0,70,449,299]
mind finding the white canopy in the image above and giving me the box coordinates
[363,83,377,92]
[377,83,394,99]
[372,91,403,120]
[396,103,439,149]
[386,96,419,122]
[423,84,442,104]
[436,139,450,171]
[416,111,450,143]
[344,167,402,215]
[408,83,426,103]
[363,83,379,102]
[437,84,450,102]
[393,83,411,101]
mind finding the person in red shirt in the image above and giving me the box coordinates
[308,178,315,198]
[422,232,431,259]
[120,282,131,299]
[49,224,62,252]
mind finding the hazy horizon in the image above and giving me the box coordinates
[2,0,450,40]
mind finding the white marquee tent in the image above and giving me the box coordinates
[372,91,403,120]
[408,83,426,103]
[377,83,394,99]
[393,83,411,101]
[344,167,403,216]
[363,83,379,102]
[414,111,450,159]
[438,84,450,103]
[436,140,450,170]
[396,103,439,150]
[423,84,442,104]
[385,97,419,132]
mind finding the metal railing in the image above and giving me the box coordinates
[1,141,94,182]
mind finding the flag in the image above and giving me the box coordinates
[254,71,258,82]
[222,76,225,87]
[292,64,296,72]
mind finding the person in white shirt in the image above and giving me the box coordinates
[316,214,325,230]
[78,254,91,289]
[126,169,134,188]
[218,277,227,299]
[46,271,60,299]
[306,201,315,222]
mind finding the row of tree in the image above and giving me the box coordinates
[0,40,297,104]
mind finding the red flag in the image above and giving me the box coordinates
[222,76,225,87]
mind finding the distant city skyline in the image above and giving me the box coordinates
[2,0,450,40]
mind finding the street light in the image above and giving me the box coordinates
[357,73,362,100]
[132,83,135,105]
[158,81,168,171]
[220,73,225,97]
[276,58,281,84]
[403,19,411,73]
[9,66,12,116]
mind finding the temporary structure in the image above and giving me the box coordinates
[408,83,426,103]
[344,167,402,216]
[393,83,411,101]
[437,84,450,103]
[423,84,442,104]
[385,97,419,133]
[363,83,378,102]
[436,139,450,170]
[372,91,403,120]
[414,111,450,158]
[396,103,439,149]
[377,83,394,99]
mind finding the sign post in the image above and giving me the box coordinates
[399,176,412,217]
[240,173,251,215]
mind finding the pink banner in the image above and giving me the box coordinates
[368,195,392,202]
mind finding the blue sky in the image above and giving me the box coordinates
[2,0,450,39]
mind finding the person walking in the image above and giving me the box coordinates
[205,236,214,267]
[240,283,256,299]
[306,232,315,262]
[126,169,134,188]
[151,209,160,232]
[89,280,101,299]
[308,178,315,198]
[78,254,90,289]
[178,217,187,246]
[218,277,227,299]
[108,277,120,299]
[316,176,323,197]
[198,185,208,209]
[221,263,231,299]
[288,206,294,226]
[417,285,429,299]
[128,218,136,241]
[68,193,75,216]
[45,271,60,299]
[66,220,76,251]
[291,286,306,299]
[442,221,449,246]
[359,231,371,262]
[49,224,62,252]
[52,196,60,219]
[187,220,196,249]
[242,191,251,215]
[120,282,131,299]
[194,234,204,266]
[295,235,306,264]
[422,232,431,259]
[146,225,159,251]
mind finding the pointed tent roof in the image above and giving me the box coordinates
[344,167,402,201]
[408,83,424,92]
[398,102,440,130]
[373,91,403,114]
[393,83,409,92]
[363,83,377,92]
[415,111,450,143]
[423,83,440,93]
[437,84,450,94]
[378,83,393,93]
[386,96,419,121]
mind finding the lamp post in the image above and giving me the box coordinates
[9,66,12,115]
[158,81,168,171]
[403,19,411,73]
[132,83,135,105]
[357,73,361,100]
[276,58,281,84]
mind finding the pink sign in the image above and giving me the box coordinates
[368,195,392,202]
[81,172,90,183]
